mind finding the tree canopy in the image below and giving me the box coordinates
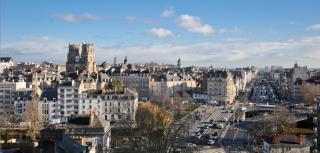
[135,102,171,133]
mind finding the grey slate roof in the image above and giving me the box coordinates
[0,57,13,62]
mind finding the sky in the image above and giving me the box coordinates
[1,0,320,68]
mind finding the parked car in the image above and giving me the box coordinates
[215,123,224,129]
[178,143,197,148]
[207,139,215,145]
[203,134,209,139]
[212,132,218,137]
[203,124,209,129]
[195,134,202,139]
[200,129,205,134]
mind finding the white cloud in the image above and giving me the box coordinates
[54,14,78,23]
[218,26,240,34]
[300,36,320,44]
[53,13,103,23]
[147,28,174,38]
[2,36,320,67]
[97,36,320,67]
[1,36,67,63]
[177,14,215,36]
[307,24,320,30]
[161,7,174,17]
[125,16,137,22]
[223,38,247,42]
[80,13,103,21]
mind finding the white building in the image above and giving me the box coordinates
[56,81,80,122]
[40,87,58,121]
[292,62,309,82]
[53,80,138,124]
[149,73,197,97]
[192,91,208,103]
[31,72,62,89]
[0,57,14,74]
[109,72,150,99]
[207,70,237,105]
[78,88,138,123]
[14,87,57,122]
[0,78,26,118]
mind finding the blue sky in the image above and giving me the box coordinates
[1,0,320,67]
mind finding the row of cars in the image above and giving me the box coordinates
[194,122,225,145]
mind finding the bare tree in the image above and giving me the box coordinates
[115,101,191,153]
[270,108,295,134]
[23,90,43,141]
[303,83,318,104]
[0,116,4,126]
[250,108,295,145]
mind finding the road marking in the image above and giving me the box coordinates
[232,128,239,144]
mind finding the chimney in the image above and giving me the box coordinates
[299,134,306,144]
[273,133,281,144]
[89,108,96,125]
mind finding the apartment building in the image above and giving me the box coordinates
[0,78,27,118]
[56,81,80,122]
[149,73,196,97]
[207,70,237,105]
[109,72,150,99]
[78,88,138,123]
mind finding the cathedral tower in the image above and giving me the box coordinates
[66,43,97,74]
[66,43,81,73]
[81,43,96,74]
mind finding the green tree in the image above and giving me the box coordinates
[111,79,123,92]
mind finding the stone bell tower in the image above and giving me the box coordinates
[81,43,97,74]
[66,43,81,73]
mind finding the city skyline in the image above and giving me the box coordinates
[1,0,320,67]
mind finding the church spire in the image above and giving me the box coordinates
[114,56,117,66]
[294,60,298,68]
[124,56,127,64]
[177,57,181,68]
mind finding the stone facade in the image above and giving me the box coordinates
[109,73,150,99]
[66,43,97,74]
[149,73,197,97]
[207,70,236,105]
[78,88,138,123]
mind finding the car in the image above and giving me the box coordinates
[204,134,211,139]
[211,123,223,129]
[178,143,197,148]
[195,134,202,139]
[212,132,218,137]
[211,123,218,128]
[203,124,209,129]
[224,118,228,122]
[207,139,215,145]
[200,129,205,134]
[216,124,224,129]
